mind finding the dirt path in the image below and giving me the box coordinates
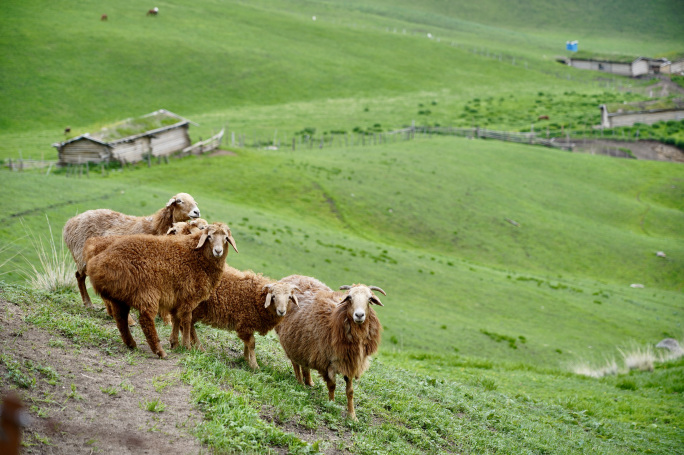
[0,298,206,454]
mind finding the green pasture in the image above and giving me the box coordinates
[1,0,683,451]
[2,137,682,370]
[2,0,682,161]
[2,283,682,453]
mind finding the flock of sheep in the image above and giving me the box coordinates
[62,193,386,420]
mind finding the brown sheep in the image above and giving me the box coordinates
[166,218,209,235]
[85,223,237,359]
[275,280,385,420]
[280,274,332,296]
[63,193,201,320]
[184,268,301,369]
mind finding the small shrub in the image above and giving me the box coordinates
[616,379,637,391]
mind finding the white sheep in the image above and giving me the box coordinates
[275,279,386,420]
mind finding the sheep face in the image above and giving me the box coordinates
[167,193,201,221]
[196,223,238,258]
[339,285,385,324]
[263,283,300,317]
[166,218,209,235]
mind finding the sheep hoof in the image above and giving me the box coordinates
[346,413,358,422]
[158,350,168,359]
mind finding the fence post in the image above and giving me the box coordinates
[8,158,11,171]
[292,137,296,151]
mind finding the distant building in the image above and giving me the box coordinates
[560,55,675,77]
[53,109,193,165]
[599,101,684,128]
[660,59,684,75]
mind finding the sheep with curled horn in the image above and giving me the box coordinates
[275,280,386,420]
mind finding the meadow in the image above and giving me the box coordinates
[1,0,683,453]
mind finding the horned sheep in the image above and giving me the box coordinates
[63,193,201,315]
[275,276,385,420]
[84,222,238,359]
[184,267,301,369]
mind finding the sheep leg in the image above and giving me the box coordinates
[239,333,258,369]
[104,298,137,327]
[344,375,357,421]
[303,367,313,386]
[169,311,180,349]
[189,324,204,352]
[110,302,136,350]
[75,270,93,308]
[179,309,195,349]
[137,308,167,359]
[291,361,303,383]
[324,367,336,400]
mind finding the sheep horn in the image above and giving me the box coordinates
[339,285,352,290]
[369,286,386,296]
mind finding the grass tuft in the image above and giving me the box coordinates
[619,344,655,372]
[19,216,76,294]
[570,358,619,378]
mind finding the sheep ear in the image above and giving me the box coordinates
[226,230,239,253]
[370,295,384,307]
[166,197,180,207]
[291,293,300,308]
[340,294,352,305]
[262,284,273,307]
[196,231,209,249]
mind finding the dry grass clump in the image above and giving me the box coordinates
[570,358,619,378]
[20,217,76,294]
[572,339,684,378]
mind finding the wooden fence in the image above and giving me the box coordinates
[232,125,574,152]
[5,158,58,172]
[179,128,224,157]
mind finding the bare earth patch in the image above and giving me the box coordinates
[574,139,684,162]
[0,298,206,454]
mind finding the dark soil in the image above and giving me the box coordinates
[0,298,206,454]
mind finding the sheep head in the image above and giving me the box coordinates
[166,193,201,221]
[195,222,238,258]
[263,283,301,317]
[339,284,385,324]
[166,218,209,235]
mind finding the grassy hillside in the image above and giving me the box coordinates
[1,0,681,158]
[1,0,683,452]
[2,138,681,369]
[2,283,682,454]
